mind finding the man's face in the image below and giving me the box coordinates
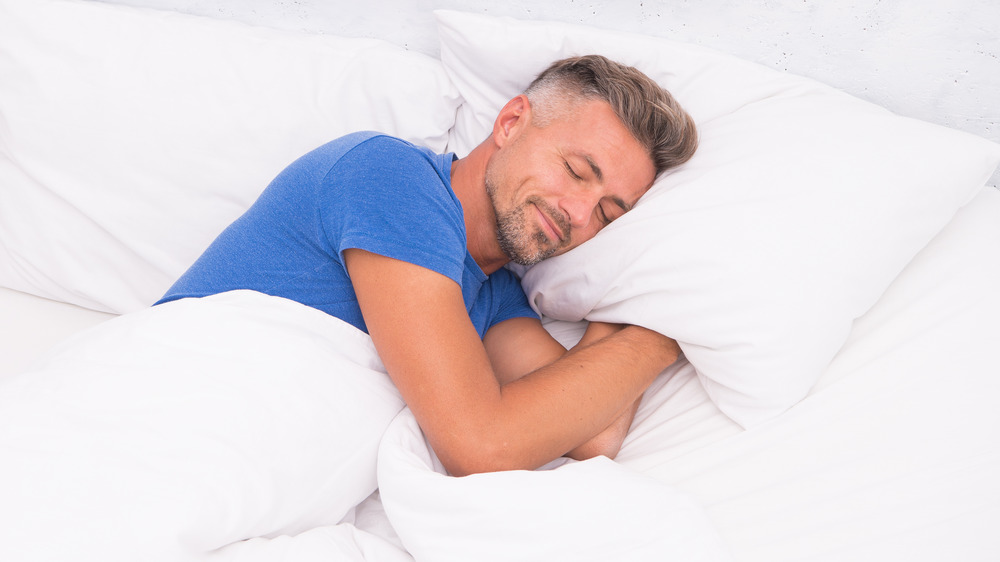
[485,98,656,266]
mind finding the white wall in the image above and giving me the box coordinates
[102,0,1000,187]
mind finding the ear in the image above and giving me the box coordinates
[491,94,531,148]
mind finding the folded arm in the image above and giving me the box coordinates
[344,249,679,476]
[483,318,645,461]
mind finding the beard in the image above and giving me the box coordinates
[485,176,570,267]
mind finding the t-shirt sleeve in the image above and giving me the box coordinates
[486,267,541,327]
[318,136,467,286]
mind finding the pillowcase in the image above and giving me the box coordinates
[0,0,460,314]
[435,10,1000,427]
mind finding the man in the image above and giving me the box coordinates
[158,55,698,476]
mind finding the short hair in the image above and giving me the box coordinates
[523,55,698,176]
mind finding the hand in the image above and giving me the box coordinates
[618,324,681,365]
[579,322,680,366]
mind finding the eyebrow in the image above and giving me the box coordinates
[611,196,632,214]
[584,155,604,182]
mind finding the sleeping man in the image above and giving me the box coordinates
[157,55,698,476]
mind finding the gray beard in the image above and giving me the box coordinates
[486,178,568,266]
[494,204,554,266]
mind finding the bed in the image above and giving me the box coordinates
[1,0,998,560]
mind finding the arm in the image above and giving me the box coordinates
[563,322,645,461]
[344,248,679,476]
[483,319,646,461]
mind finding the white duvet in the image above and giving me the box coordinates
[0,290,731,562]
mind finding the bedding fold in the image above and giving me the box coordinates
[0,291,405,560]
[377,408,733,562]
[0,290,729,561]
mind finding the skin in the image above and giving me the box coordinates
[344,94,680,476]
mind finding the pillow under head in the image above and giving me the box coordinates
[435,10,1000,427]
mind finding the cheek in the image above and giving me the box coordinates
[584,223,604,241]
[566,222,603,251]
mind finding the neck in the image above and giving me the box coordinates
[450,141,509,275]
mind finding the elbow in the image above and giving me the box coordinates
[440,435,621,476]
[564,421,629,462]
[440,458,498,479]
[433,434,526,477]
[430,423,628,476]
[564,432,624,462]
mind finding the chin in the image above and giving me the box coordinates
[512,245,561,267]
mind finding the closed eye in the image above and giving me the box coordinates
[564,161,583,180]
[599,197,631,225]
[598,204,611,225]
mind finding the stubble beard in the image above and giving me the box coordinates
[485,176,567,267]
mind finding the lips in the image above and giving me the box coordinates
[534,202,566,244]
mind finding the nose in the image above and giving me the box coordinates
[558,190,601,230]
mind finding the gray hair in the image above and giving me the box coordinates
[524,55,698,175]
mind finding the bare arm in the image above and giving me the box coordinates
[563,322,645,461]
[483,319,646,461]
[344,248,679,476]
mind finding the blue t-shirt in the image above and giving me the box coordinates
[157,132,537,338]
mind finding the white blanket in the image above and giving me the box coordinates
[0,290,730,561]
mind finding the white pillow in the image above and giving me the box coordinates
[435,10,1000,427]
[0,0,460,314]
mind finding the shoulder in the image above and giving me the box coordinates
[328,133,458,208]
[338,132,442,167]
[289,132,444,177]
[322,134,467,279]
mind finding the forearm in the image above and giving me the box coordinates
[482,325,678,472]
[562,322,644,461]
[483,320,670,467]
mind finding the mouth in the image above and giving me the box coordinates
[533,202,566,245]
